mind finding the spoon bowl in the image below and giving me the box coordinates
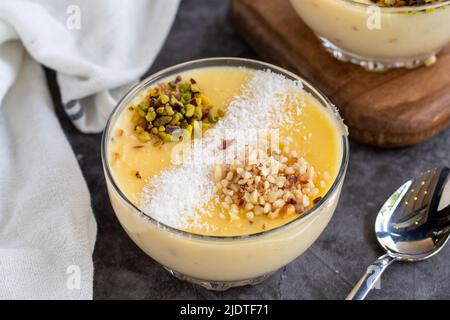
[347,167,450,300]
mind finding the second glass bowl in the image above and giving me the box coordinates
[290,0,450,71]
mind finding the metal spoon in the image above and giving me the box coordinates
[346,166,450,300]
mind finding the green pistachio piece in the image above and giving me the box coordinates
[185,104,195,118]
[180,120,188,128]
[151,127,158,135]
[165,105,175,116]
[190,84,200,93]
[199,94,211,107]
[138,100,150,111]
[179,83,190,93]
[159,132,173,142]
[153,116,173,127]
[170,112,181,125]
[181,92,192,105]
[194,97,202,107]
[136,108,146,117]
[137,131,151,142]
[208,114,218,123]
[170,95,183,108]
[145,107,156,122]
[160,94,169,104]
[193,106,203,120]
[156,106,165,115]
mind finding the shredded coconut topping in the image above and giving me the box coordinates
[140,70,304,230]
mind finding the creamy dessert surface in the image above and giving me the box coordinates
[109,67,342,237]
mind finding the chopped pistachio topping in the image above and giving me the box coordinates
[369,0,445,6]
[130,76,223,144]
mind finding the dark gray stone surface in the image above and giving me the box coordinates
[48,0,450,299]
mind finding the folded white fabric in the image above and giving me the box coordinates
[0,0,179,299]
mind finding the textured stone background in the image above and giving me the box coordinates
[47,0,450,299]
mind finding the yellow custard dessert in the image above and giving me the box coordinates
[110,67,340,236]
[102,58,348,289]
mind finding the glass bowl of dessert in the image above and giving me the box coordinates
[101,57,349,290]
[290,0,450,71]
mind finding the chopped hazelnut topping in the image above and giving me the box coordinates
[213,141,325,222]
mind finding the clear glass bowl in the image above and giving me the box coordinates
[101,57,349,290]
[290,0,450,71]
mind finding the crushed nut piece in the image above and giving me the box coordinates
[220,139,235,150]
[135,171,142,179]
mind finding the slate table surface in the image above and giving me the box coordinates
[48,0,450,299]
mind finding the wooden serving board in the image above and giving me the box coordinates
[229,0,450,148]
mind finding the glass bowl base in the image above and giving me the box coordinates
[164,267,274,291]
[317,36,438,72]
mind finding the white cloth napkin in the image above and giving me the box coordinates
[0,0,179,299]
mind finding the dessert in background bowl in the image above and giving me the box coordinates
[102,58,349,290]
[290,0,450,71]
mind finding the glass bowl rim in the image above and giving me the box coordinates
[341,0,450,11]
[101,57,349,241]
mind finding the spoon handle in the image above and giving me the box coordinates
[345,253,396,300]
